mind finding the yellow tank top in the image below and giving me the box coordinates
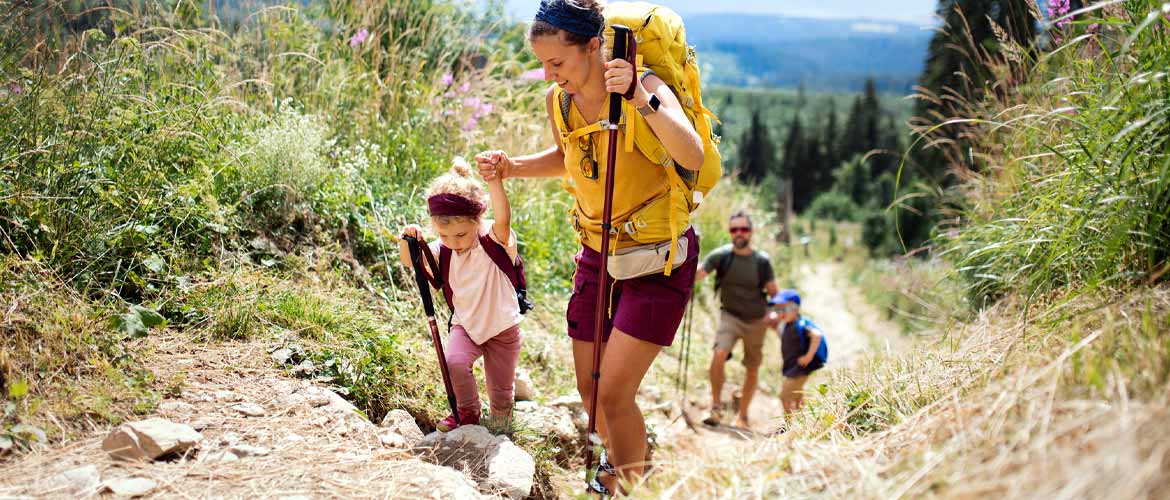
[562,93,670,251]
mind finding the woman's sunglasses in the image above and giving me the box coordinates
[578,135,598,180]
[729,226,751,234]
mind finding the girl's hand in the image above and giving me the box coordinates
[604,58,646,105]
[475,150,512,182]
[400,224,424,240]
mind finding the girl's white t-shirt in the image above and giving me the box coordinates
[429,220,523,345]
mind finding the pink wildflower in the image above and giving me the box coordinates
[444,91,455,98]
[459,82,471,93]
[463,97,481,109]
[349,28,369,47]
[520,68,545,81]
[441,73,454,86]
[1048,0,1071,29]
[462,117,478,131]
[480,102,493,114]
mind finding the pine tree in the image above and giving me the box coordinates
[736,108,776,184]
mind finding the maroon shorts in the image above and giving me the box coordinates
[566,228,699,346]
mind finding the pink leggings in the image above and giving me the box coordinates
[445,325,521,415]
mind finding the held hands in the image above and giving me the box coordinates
[475,150,511,182]
[604,58,648,107]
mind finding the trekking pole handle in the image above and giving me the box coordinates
[608,24,632,125]
[404,236,437,317]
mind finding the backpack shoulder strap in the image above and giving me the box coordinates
[713,247,734,292]
[438,244,454,310]
[479,233,534,314]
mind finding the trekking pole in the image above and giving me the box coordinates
[681,285,695,397]
[584,23,633,487]
[404,236,460,426]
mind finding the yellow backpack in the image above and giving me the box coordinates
[552,1,722,276]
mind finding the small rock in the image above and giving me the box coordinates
[102,418,202,461]
[190,418,219,432]
[384,459,486,499]
[379,409,424,445]
[515,404,577,443]
[229,444,270,457]
[231,403,266,417]
[214,390,237,402]
[270,348,295,365]
[158,400,195,414]
[219,432,241,446]
[42,464,101,495]
[380,432,408,449]
[486,439,535,499]
[513,401,539,412]
[292,359,315,375]
[548,394,584,413]
[306,393,331,408]
[102,477,157,497]
[513,369,535,401]
[10,423,47,444]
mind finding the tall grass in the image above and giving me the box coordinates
[937,0,1170,305]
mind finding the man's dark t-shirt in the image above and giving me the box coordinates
[701,244,774,320]
[781,318,824,377]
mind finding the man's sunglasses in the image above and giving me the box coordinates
[729,226,751,234]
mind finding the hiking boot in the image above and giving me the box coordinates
[436,410,480,432]
[702,405,724,426]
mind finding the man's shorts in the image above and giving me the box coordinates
[566,228,699,347]
[713,310,768,369]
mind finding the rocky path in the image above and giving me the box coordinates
[0,335,540,499]
[644,261,907,485]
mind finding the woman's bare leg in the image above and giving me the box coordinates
[572,339,609,448]
[595,329,662,493]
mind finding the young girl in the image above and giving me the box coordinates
[397,158,523,431]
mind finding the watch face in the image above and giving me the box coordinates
[649,94,661,111]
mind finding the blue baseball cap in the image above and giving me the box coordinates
[769,289,801,306]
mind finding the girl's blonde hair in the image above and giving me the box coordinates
[426,157,486,225]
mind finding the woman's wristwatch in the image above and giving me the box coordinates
[637,94,661,116]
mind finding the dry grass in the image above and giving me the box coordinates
[635,286,1170,498]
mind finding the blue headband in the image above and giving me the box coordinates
[534,0,604,39]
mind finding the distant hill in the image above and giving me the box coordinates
[684,13,934,93]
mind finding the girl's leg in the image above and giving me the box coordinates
[572,339,609,448]
[482,326,522,419]
[595,329,662,493]
[445,326,484,415]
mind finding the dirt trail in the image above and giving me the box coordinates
[647,261,907,468]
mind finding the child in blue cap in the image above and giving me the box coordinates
[768,289,827,416]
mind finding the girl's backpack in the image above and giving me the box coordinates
[418,234,533,316]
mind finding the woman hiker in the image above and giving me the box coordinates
[475,0,705,494]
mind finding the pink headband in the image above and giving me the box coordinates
[427,193,485,217]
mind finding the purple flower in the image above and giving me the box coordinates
[458,82,471,93]
[1048,0,1071,29]
[349,28,369,47]
[441,73,454,86]
[520,68,545,81]
[444,90,455,98]
[463,97,481,109]
[462,117,478,131]
[479,102,493,115]
[9,83,22,95]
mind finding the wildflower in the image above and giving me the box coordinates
[349,28,369,47]
[463,97,481,109]
[480,102,493,115]
[442,73,454,86]
[444,91,455,98]
[462,117,478,131]
[459,82,471,93]
[1047,0,1071,29]
[10,83,22,95]
[520,68,545,81]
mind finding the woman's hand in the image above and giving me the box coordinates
[475,150,512,182]
[604,58,647,106]
[400,224,424,240]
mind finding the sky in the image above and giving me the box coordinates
[499,0,940,25]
